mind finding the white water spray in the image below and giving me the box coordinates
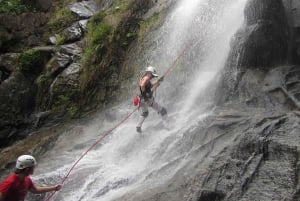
[29,0,248,201]
[179,0,248,120]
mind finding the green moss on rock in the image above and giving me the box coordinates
[80,12,113,89]
[18,49,41,72]
[0,0,37,15]
[47,8,77,34]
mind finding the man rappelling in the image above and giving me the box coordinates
[136,66,169,133]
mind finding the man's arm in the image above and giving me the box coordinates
[0,192,4,201]
[0,178,10,201]
[152,76,164,90]
[30,184,61,194]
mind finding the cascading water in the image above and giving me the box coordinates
[29,0,248,200]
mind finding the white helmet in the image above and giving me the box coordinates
[146,66,158,77]
[16,155,37,169]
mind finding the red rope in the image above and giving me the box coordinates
[44,107,138,201]
[160,40,195,81]
[44,40,194,201]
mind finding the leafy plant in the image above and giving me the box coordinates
[85,12,112,59]
[55,34,66,46]
[90,24,112,47]
[47,8,77,33]
[67,104,79,118]
[0,0,37,15]
[80,12,113,89]
[51,94,79,118]
[52,95,69,108]
[18,49,40,72]
[36,73,48,84]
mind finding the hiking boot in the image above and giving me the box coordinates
[136,126,142,133]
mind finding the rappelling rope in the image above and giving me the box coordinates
[164,40,198,83]
[153,40,195,93]
[44,40,194,201]
[44,107,138,201]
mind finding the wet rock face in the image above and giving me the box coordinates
[0,0,157,146]
[215,0,290,105]
[0,12,49,52]
[80,0,156,108]
[261,65,300,109]
[0,54,18,83]
[0,48,52,146]
[191,0,300,200]
[51,62,81,105]
[241,0,289,69]
[245,0,287,25]
[0,72,36,146]
[35,0,53,11]
[187,110,300,201]
[68,0,99,18]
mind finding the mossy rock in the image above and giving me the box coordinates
[18,49,52,74]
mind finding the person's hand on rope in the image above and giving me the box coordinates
[158,76,164,82]
[152,76,164,91]
[54,184,62,191]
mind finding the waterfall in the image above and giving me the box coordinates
[47,77,58,110]
[29,0,248,201]
[145,0,248,126]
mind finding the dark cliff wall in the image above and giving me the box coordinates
[187,0,300,200]
[283,0,300,64]
[0,0,156,147]
[215,0,292,106]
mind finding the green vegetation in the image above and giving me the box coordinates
[53,95,69,106]
[112,0,131,13]
[36,73,48,84]
[55,34,66,46]
[80,12,113,89]
[67,103,79,118]
[103,0,131,27]
[18,49,40,72]
[0,0,37,15]
[42,0,78,43]
[47,8,77,34]
[52,95,79,118]
[90,23,112,46]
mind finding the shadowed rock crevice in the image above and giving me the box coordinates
[197,189,225,201]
